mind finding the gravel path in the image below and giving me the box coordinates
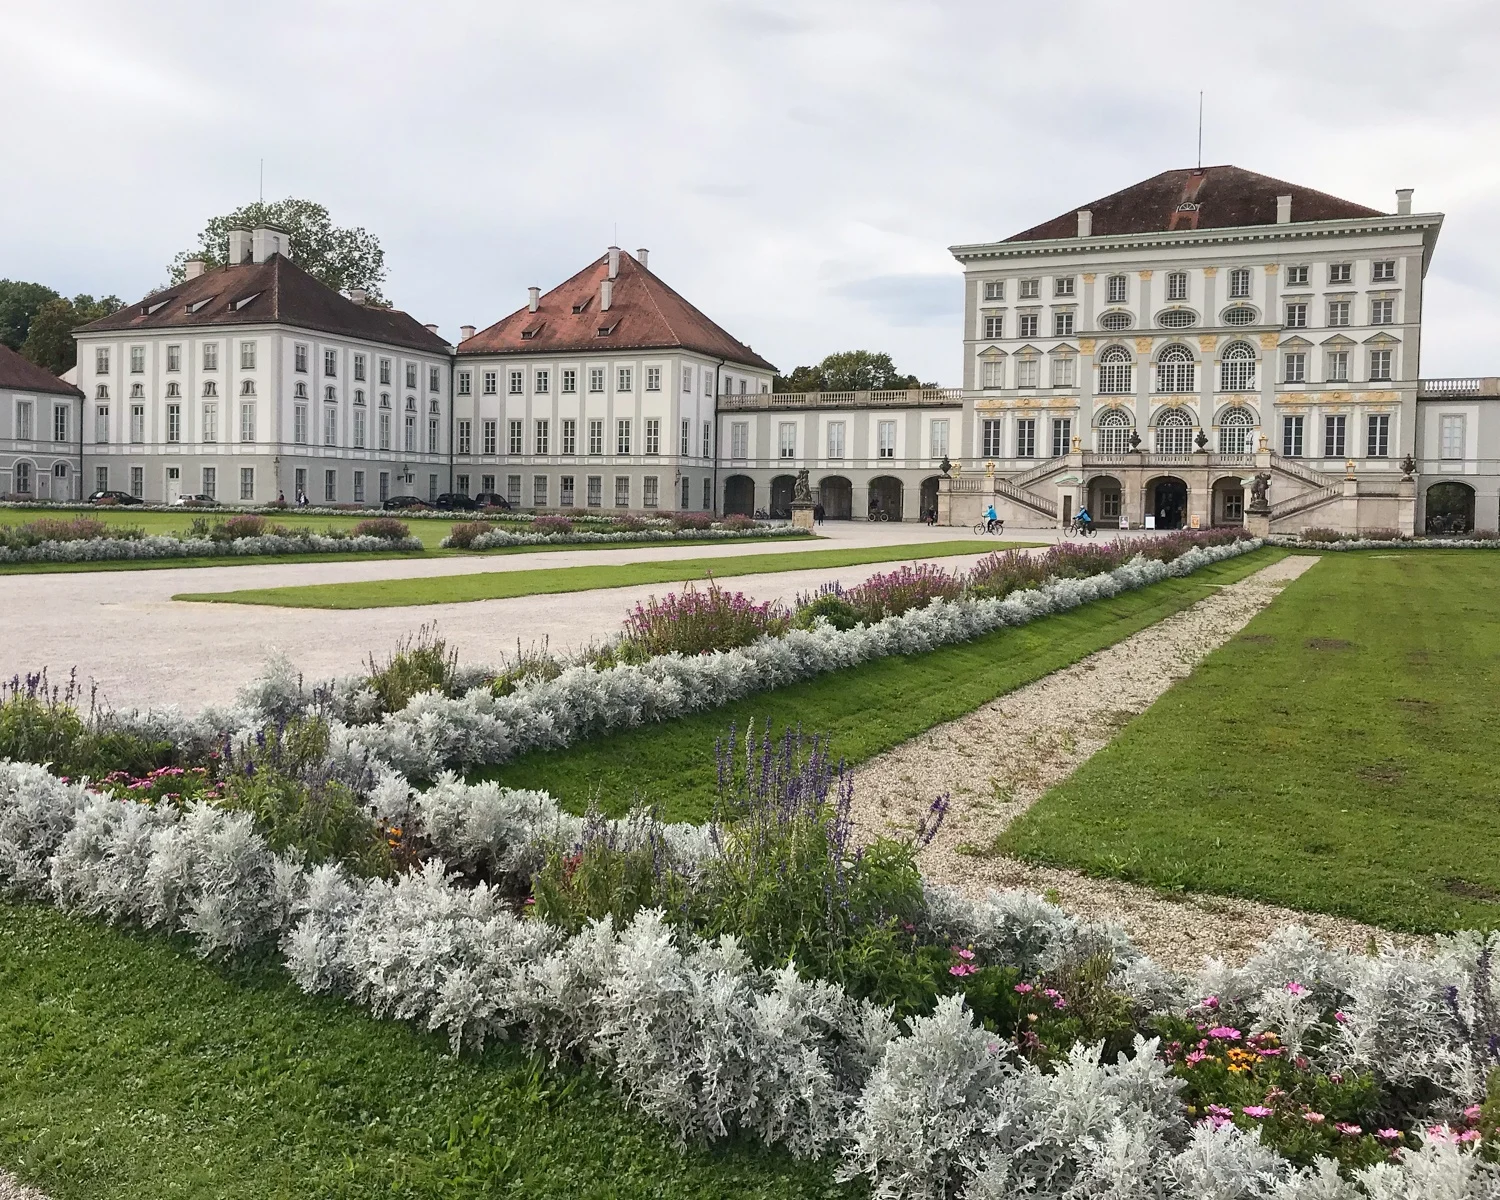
[849,554,1412,969]
[0,1170,47,1200]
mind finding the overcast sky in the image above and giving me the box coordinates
[4,0,1498,382]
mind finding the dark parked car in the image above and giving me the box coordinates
[382,495,430,511]
[88,490,144,506]
[471,492,513,510]
[434,492,479,511]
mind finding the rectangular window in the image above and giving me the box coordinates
[354,354,366,381]
[534,418,550,454]
[983,315,1004,339]
[131,466,144,498]
[1328,263,1352,284]
[1372,260,1396,282]
[617,367,632,392]
[587,475,602,507]
[379,472,390,503]
[201,466,215,499]
[680,417,691,456]
[353,408,366,449]
[1053,311,1075,336]
[94,405,109,443]
[562,368,577,393]
[1051,417,1071,458]
[1371,298,1395,325]
[295,344,309,373]
[130,404,145,443]
[644,417,660,454]
[1054,276,1075,297]
[1166,272,1188,301]
[1018,313,1039,338]
[682,366,693,392]
[642,475,659,508]
[1440,414,1466,459]
[130,346,144,373]
[1326,350,1349,382]
[379,358,391,385]
[982,418,1003,457]
[202,343,218,371]
[404,415,415,452]
[508,419,523,454]
[353,470,365,504]
[199,401,217,443]
[48,404,66,443]
[533,475,548,507]
[1285,265,1309,286]
[1324,414,1346,458]
[559,475,575,506]
[1284,352,1306,383]
[614,476,630,507]
[508,370,523,395]
[1367,414,1390,458]
[380,411,392,451]
[984,280,1004,300]
[1228,268,1252,299]
[240,402,256,442]
[482,370,497,395]
[561,418,577,455]
[429,366,440,392]
[324,406,338,447]
[95,465,109,493]
[406,363,418,389]
[778,421,796,459]
[827,421,846,459]
[645,366,661,391]
[616,418,632,454]
[324,469,337,502]
[95,348,110,374]
[702,477,712,511]
[930,418,950,459]
[702,421,712,458]
[877,419,896,459]
[429,473,438,503]
[1015,417,1036,458]
[532,368,549,394]
[1019,278,1039,299]
[507,474,522,506]
[1285,303,1307,328]
[588,367,605,392]
[428,418,439,453]
[166,345,181,372]
[1327,300,1350,327]
[1107,275,1127,303]
[731,421,748,459]
[457,370,471,396]
[681,475,691,509]
[1369,349,1393,381]
[240,341,256,370]
[482,419,497,455]
[165,403,180,444]
[982,358,1003,388]
[14,400,33,440]
[1052,356,1076,387]
[1282,415,1305,457]
[1016,358,1039,388]
[239,467,254,501]
[457,419,472,454]
[588,418,604,455]
[294,405,308,444]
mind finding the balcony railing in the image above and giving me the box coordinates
[1418,377,1500,396]
[717,388,963,411]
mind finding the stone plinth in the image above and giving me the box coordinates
[1245,509,1271,537]
[791,504,814,530]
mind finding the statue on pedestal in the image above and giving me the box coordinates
[792,468,812,505]
[1248,471,1271,512]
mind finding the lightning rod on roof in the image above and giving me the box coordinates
[1197,92,1203,170]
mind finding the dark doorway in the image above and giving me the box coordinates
[919,476,940,523]
[1151,477,1188,530]
[867,476,904,521]
[819,476,853,520]
[723,475,755,516]
[1425,481,1475,534]
[769,474,796,518]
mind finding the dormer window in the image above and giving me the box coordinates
[596,321,618,337]
[571,297,592,314]
[232,292,261,311]
[520,322,544,340]
[187,296,216,313]
[144,298,172,316]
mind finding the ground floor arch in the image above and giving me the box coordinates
[1211,474,1246,526]
[1086,474,1122,523]
[723,474,755,516]
[1425,480,1475,534]
[918,476,940,522]
[769,474,796,518]
[1146,475,1188,529]
[867,475,903,521]
[818,475,852,519]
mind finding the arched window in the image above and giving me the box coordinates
[1098,407,1133,454]
[354,389,365,406]
[128,383,142,399]
[202,381,218,398]
[379,393,391,409]
[294,381,308,399]
[428,398,440,415]
[1155,345,1196,393]
[1219,342,1256,392]
[1155,407,1194,454]
[1098,345,1133,394]
[163,382,177,399]
[240,380,256,396]
[97,384,111,400]
[405,396,417,412]
[325,385,337,401]
[1217,406,1254,455]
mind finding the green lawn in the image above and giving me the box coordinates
[0,901,851,1200]
[998,551,1500,934]
[481,549,1284,823]
[174,540,1029,608]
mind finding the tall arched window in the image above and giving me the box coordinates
[1217,407,1254,454]
[1155,408,1194,454]
[1155,345,1195,393]
[1098,407,1133,454]
[1098,346,1133,394]
[1219,342,1256,392]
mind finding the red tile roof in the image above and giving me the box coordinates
[1004,166,1386,242]
[459,251,776,372]
[0,343,82,397]
[75,255,450,355]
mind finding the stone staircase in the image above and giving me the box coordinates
[994,474,1058,520]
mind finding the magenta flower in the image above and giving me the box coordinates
[1207,1026,1242,1040]
[1014,983,1034,994]
[1202,995,1220,1010]
[1337,1122,1362,1136]
[1185,1051,1208,1065]
[1334,1010,1348,1023]
[1377,1128,1402,1142]
[1303,1112,1326,1125]
[1285,981,1306,996]
[949,963,976,977]
[1207,1104,1234,1118]
[1464,1104,1483,1123]
[1242,1106,1273,1118]
[957,948,975,961]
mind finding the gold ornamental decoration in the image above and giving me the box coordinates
[1079,338,1096,354]
[1135,337,1154,353]
[1258,333,1280,349]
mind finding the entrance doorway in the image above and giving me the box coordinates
[165,466,182,504]
[1425,481,1475,534]
[867,476,903,521]
[723,474,755,516]
[918,476,939,523]
[1149,477,1188,529]
[1087,475,1123,525]
[818,475,852,519]
[1211,476,1245,526]
[769,474,796,518]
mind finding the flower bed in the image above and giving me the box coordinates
[442,522,805,550]
[1271,531,1500,551]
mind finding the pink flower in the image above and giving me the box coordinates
[1202,995,1220,1010]
[1464,1104,1483,1123]
[1207,1027,1242,1040]
[957,948,975,961]
[1014,983,1033,994]
[1303,1112,1326,1124]
[1285,980,1306,996]
[1458,1130,1481,1144]
[1185,1051,1208,1065]
[1043,988,1061,999]
[1257,1047,1284,1058]
[1208,1104,1234,1118]
[949,963,977,977]
[1337,1122,1362,1136]
[1243,1106,1273,1118]
[1052,997,1067,1010]
[1334,1010,1348,1023]
[986,1041,1000,1054]
[1377,1128,1402,1142]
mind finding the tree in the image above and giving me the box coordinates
[21,294,122,375]
[167,198,388,303]
[773,350,936,393]
[0,280,61,351]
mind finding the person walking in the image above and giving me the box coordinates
[813,502,825,525]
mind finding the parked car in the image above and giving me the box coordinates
[382,495,430,511]
[471,492,513,510]
[434,492,479,511]
[171,493,220,507]
[88,490,144,506]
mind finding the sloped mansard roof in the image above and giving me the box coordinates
[0,342,82,397]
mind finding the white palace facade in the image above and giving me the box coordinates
[10,165,1492,534]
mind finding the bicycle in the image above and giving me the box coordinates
[972,517,1006,536]
[1066,517,1098,538]
[867,508,891,522]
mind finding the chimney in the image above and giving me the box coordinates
[460,324,476,341]
[1275,195,1293,224]
[348,287,368,306]
[226,228,252,265]
[636,247,649,270]
[600,278,613,311]
[424,323,439,335]
[1076,210,1092,238]
[250,225,289,264]
[528,286,540,313]
[184,259,206,280]
[1396,187,1414,215]
[607,245,620,279]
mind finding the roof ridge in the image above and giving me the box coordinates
[628,255,683,346]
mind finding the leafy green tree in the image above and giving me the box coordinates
[773,350,936,393]
[20,294,122,375]
[167,198,387,302]
[0,280,61,351]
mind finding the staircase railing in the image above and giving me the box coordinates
[994,475,1058,519]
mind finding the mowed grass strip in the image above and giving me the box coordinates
[481,548,1284,824]
[998,551,1500,934]
[0,901,849,1200]
[174,539,1027,608]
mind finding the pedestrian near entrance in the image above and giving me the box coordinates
[813,502,825,525]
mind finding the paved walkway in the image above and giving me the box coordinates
[3,521,1100,712]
